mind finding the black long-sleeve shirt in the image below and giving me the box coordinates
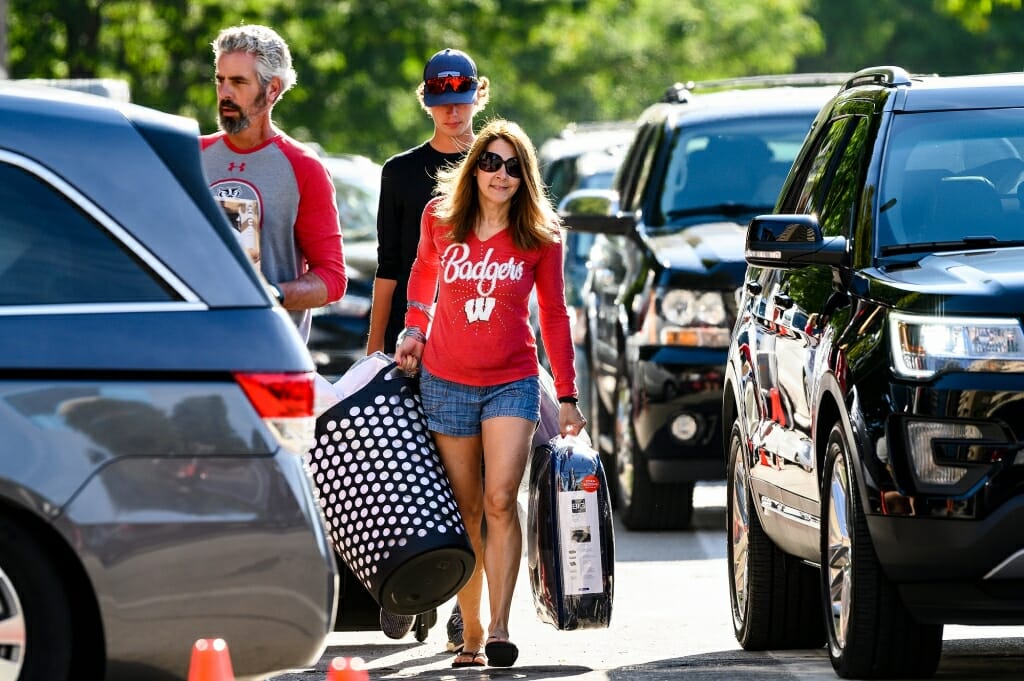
[375,142,465,348]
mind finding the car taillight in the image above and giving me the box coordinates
[234,371,315,454]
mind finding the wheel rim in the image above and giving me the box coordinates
[826,449,853,649]
[730,439,750,626]
[0,565,25,681]
[614,381,634,509]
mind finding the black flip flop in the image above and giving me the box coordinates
[452,650,486,668]
[485,639,519,667]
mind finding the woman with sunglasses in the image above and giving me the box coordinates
[395,118,587,668]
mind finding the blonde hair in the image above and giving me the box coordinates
[431,118,560,251]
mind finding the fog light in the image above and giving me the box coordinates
[671,413,700,442]
[906,421,977,485]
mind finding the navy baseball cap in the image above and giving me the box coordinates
[422,48,479,107]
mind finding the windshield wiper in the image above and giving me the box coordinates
[667,202,771,219]
[881,235,1024,256]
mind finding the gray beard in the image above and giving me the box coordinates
[218,88,267,135]
[219,111,251,135]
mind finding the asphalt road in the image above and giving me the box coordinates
[269,482,1024,681]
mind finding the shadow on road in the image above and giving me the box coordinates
[283,635,1024,681]
[600,638,1024,681]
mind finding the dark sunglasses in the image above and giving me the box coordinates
[476,151,522,178]
[424,75,478,95]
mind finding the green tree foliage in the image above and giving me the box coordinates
[7,0,1023,162]
[797,0,1024,75]
[7,0,825,160]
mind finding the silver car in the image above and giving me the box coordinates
[0,83,337,680]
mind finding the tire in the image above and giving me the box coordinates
[820,423,943,678]
[0,515,74,681]
[616,378,694,530]
[727,422,823,650]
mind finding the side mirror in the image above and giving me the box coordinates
[744,214,847,268]
[558,188,635,236]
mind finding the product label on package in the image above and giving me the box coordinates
[557,489,604,595]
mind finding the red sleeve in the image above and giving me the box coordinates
[536,235,578,399]
[404,197,443,331]
[286,147,348,302]
[199,132,222,151]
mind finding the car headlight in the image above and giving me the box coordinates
[661,290,727,326]
[650,289,730,347]
[889,311,1024,379]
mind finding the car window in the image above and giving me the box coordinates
[819,116,869,239]
[0,161,174,306]
[619,123,662,213]
[878,109,1024,248]
[659,116,816,224]
[786,117,854,219]
[544,157,576,206]
[334,176,378,243]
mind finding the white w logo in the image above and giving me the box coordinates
[464,297,496,323]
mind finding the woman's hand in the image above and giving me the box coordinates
[559,402,587,437]
[394,336,424,375]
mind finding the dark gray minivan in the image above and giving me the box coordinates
[0,83,337,680]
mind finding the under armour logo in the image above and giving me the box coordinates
[464,297,495,322]
[228,162,246,172]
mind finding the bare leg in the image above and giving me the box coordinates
[433,432,486,654]
[480,416,534,644]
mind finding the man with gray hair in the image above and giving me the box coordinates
[201,24,346,341]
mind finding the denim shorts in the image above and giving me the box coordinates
[419,365,540,437]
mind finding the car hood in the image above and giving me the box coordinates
[872,247,1024,315]
[643,221,746,271]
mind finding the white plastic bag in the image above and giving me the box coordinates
[313,351,395,417]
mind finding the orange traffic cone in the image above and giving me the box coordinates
[187,638,235,681]
[326,656,368,681]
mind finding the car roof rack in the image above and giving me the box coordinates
[662,72,853,103]
[840,66,915,91]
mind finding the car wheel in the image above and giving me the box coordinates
[615,378,693,530]
[727,421,823,650]
[0,516,74,680]
[821,423,943,678]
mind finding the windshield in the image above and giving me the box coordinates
[877,109,1024,252]
[657,115,815,228]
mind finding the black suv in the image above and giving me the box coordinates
[723,67,1024,678]
[560,75,843,530]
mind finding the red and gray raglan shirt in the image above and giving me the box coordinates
[405,196,578,402]
[200,131,347,341]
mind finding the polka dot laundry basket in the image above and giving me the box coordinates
[307,361,474,615]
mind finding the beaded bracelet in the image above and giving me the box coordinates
[407,300,434,321]
[397,326,427,345]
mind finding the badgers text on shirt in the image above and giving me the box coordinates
[442,243,524,297]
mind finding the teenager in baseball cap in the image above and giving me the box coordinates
[370,48,490,654]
